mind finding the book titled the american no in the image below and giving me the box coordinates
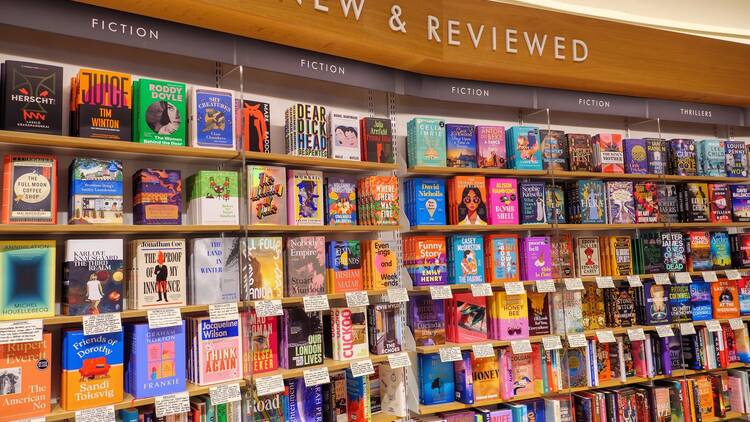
[189,237,240,304]
[63,239,124,315]
[187,316,243,385]
[0,332,52,420]
[124,322,186,398]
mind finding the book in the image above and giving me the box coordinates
[449,175,488,225]
[0,240,55,319]
[687,231,712,271]
[330,307,369,361]
[527,292,551,336]
[186,170,239,225]
[606,181,635,224]
[285,377,323,422]
[683,183,710,222]
[646,138,668,174]
[1,60,63,134]
[1,154,57,224]
[633,182,659,223]
[710,231,732,269]
[345,369,370,422]
[68,158,123,224]
[409,296,446,346]
[132,78,186,145]
[575,237,601,277]
[61,330,124,410]
[189,86,235,149]
[623,139,648,174]
[404,236,448,286]
[592,133,624,173]
[418,353,454,405]
[566,180,606,224]
[132,169,182,225]
[243,309,278,375]
[546,183,566,224]
[661,232,686,272]
[71,68,131,140]
[641,231,666,273]
[689,282,713,321]
[287,169,324,225]
[189,237,240,304]
[669,285,693,323]
[541,129,569,170]
[486,178,518,225]
[506,126,542,170]
[731,184,750,222]
[63,239,124,315]
[326,240,363,293]
[708,183,732,222]
[582,284,606,329]
[568,134,594,172]
[447,293,488,342]
[447,234,485,284]
[243,237,284,300]
[359,117,393,163]
[551,234,575,278]
[697,140,725,177]
[406,178,446,226]
[656,184,679,223]
[0,332,52,419]
[711,281,740,319]
[669,139,697,176]
[519,182,546,224]
[521,236,552,281]
[472,352,500,401]
[407,117,446,167]
[367,303,403,354]
[565,348,589,388]
[129,239,187,309]
[454,351,474,404]
[187,317,243,385]
[643,283,670,325]
[446,124,477,168]
[357,175,399,225]
[329,111,361,161]
[241,100,270,152]
[325,177,357,225]
[484,234,519,283]
[362,240,398,289]
[725,140,748,177]
[124,322,186,398]
[248,165,286,225]
[493,291,529,340]
[476,125,506,168]
[285,236,326,297]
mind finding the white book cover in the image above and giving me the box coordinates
[189,85,237,150]
[380,365,407,417]
[329,111,361,161]
[190,237,240,304]
[132,239,187,308]
[331,307,369,361]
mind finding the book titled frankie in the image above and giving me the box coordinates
[124,322,186,398]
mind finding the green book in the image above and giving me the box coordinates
[186,170,240,225]
[133,78,187,146]
[407,117,446,167]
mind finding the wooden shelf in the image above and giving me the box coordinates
[0,224,241,234]
[246,289,389,306]
[408,166,548,178]
[245,151,397,172]
[41,302,249,326]
[372,413,403,422]
[407,222,750,233]
[555,223,663,231]
[45,380,246,421]
[669,222,750,229]
[245,224,399,233]
[408,224,553,233]
[257,354,392,380]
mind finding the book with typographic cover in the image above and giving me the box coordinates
[61,330,124,410]
[325,177,357,225]
[124,322,186,398]
[477,125,506,168]
[130,239,186,309]
[243,237,284,300]
[326,240,363,293]
[248,165,286,225]
[188,317,243,385]
[0,332,52,420]
[487,178,518,225]
[409,296,446,346]
[446,123,477,168]
[710,281,740,319]
[133,78,186,146]
[285,236,326,297]
[242,310,278,375]
[1,154,57,224]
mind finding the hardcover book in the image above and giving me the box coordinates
[476,125,506,168]
[623,138,648,174]
[683,183,710,222]
[1,60,63,134]
[71,68,131,140]
[418,353,454,405]
[68,158,123,224]
[494,291,529,340]
[668,285,693,323]
[409,296,446,346]
[63,239,124,315]
[454,351,474,404]
[708,183,732,222]
[641,231,666,273]
[633,182,659,224]
[731,184,750,222]
[280,308,324,369]
[0,240,55,319]
[725,140,748,177]
[606,181,635,224]
[132,169,182,225]
[687,231,712,271]
[190,86,235,149]
[567,134,594,172]
[61,330,124,410]
[661,232,686,272]
[326,240,363,293]
[243,310,279,375]
[248,165,286,225]
[527,292,551,336]
[710,281,740,319]
[325,177,357,225]
[669,139,697,176]
[367,303,403,354]
[447,293,488,342]
[0,332,52,419]
[592,133,624,173]
[506,126,542,170]
[329,111,361,161]
[242,100,270,152]
[566,180,606,224]
[187,317,243,385]
[689,283,713,321]
[124,322,186,398]
[362,240,398,289]
[656,184,679,223]
[1,154,57,224]
[646,138,668,174]
[330,307,369,361]
[546,183,566,224]
[519,181,546,224]
[285,378,323,422]
[582,284,606,329]
[285,236,326,297]
[540,129,569,170]
[407,117,446,167]
[129,239,186,309]
[360,117,394,163]
[697,139,725,177]
[551,234,575,278]
[710,231,732,269]
[404,236,448,286]
[643,283,670,325]
[287,169,324,225]
[243,236,284,300]
[473,352,501,401]
[133,78,186,146]
[186,170,240,225]
[487,178,518,225]
[575,237,601,276]
[551,290,584,334]
[449,175,488,225]
[446,124,477,168]
[189,237,240,304]
[448,234,485,284]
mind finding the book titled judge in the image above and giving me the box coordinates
[1,154,57,224]
[446,124,477,168]
[61,330,124,410]
[189,237,240,304]
[248,165,286,225]
[189,86,235,149]
[133,78,186,145]
[187,317,243,385]
[129,239,186,309]
[329,111,361,161]
[287,169,324,225]
[71,68,131,140]
[244,236,284,300]
[124,322,186,398]
[286,236,326,297]
[360,117,394,163]
[0,332,52,420]
[242,100,270,152]
[1,60,63,134]
[186,170,240,225]
[132,169,181,225]
[476,125,506,168]
[63,239,124,315]
[0,240,55,319]
[68,158,123,224]
[279,308,324,369]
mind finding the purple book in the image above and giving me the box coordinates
[409,296,445,347]
[476,125,506,169]
[124,322,186,398]
[133,169,182,225]
[521,236,552,281]
[623,138,648,174]
[453,351,474,404]
[442,410,478,422]
[660,337,673,376]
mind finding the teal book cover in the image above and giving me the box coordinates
[710,231,731,269]
[0,240,55,319]
[408,117,446,167]
[506,126,542,170]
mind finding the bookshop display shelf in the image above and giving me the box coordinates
[416,364,750,415]
[40,302,250,326]
[406,166,750,184]
[246,289,389,306]
[245,224,400,233]
[256,354,394,380]
[372,413,403,422]
[44,379,247,421]
[408,222,750,233]
[245,150,398,172]
[413,316,750,354]
[0,224,242,234]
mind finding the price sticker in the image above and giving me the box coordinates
[148,308,182,329]
[0,319,43,345]
[596,330,616,344]
[627,328,646,341]
[82,312,122,336]
[655,325,675,338]
[564,277,584,291]
[705,320,723,333]
[303,367,331,387]
[680,322,696,335]
[387,352,411,369]
[627,275,643,288]
[675,272,692,284]
[255,375,285,397]
[510,339,532,355]
[535,279,556,293]
[387,288,409,303]
[729,318,745,330]
[701,271,718,283]
[209,302,240,322]
[155,391,191,418]
[503,282,526,296]
[439,346,462,362]
[255,300,283,317]
[595,276,615,289]
[471,283,494,297]
[654,273,671,285]
[209,382,242,405]
[430,285,453,300]
[567,333,588,348]
[75,405,115,422]
[345,291,370,307]
[542,335,563,351]
[304,294,330,312]
[471,343,496,359]
[349,359,375,378]
[726,269,741,280]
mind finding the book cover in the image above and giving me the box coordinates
[521,236,552,281]
[325,177,357,225]
[661,232,686,272]
[519,181,546,224]
[697,139,725,177]
[551,290,584,335]
[285,236,326,297]
[487,178,518,225]
[407,178,446,226]
[407,117,446,167]
[448,234,485,284]
[285,378,323,422]
[668,285,693,323]
[450,175,488,225]
[725,140,748,177]
[476,125,506,168]
[710,281,740,319]
[541,129,569,170]
[0,332,52,420]
[242,100,270,153]
[326,240,363,293]
[190,317,243,384]
[506,126,542,170]
[61,330,123,410]
[687,231,712,271]
[579,180,606,224]
[405,236,448,286]
[345,369,369,422]
[669,139,697,176]
[329,111,361,161]
[575,237,601,277]
[496,291,529,340]
[248,165,286,225]
[331,307,369,361]
[63,239,124,315]
[359,175,399,225]
[643,283,670,325]
[186,170,240,225]
[243,310,278,375]
[567,134,593,172]
[190,86,235,149]
[418,353,454,405]
[633,182,659,223]
[472,352,500,401]
[593,133,624,173]
[287,169,324,225]
[509,352,536,397]
[708,183,732,223]
[731,184,750,222]
[565,348,589,388]
[124,322,186,398]
[582,284,606,329]
[641,231,666,273]
[689,282,713,321]
[0,240,55,319]
[656,184,679,223]
[130,239,186,309]
[362,240,398,289]
[527,292,551,336]
[68,158,123,224]
[189,237,240,304]
[243,237,284,300]
[685,183,710,222]
[360,117,394,163]
[1,154,57,224]
[606,181,635,224]
[1,60,63,134]
[454,351,474,404]
[72,68,131,140]
[446,124,477,168]
[738,277,750,315]
[623,139,648,174]
[133,78,186,146]
[484,234,519,283]
[280,308,324,369]
[551,234,575,278]
[367,303,403,354]
[409,297,446,346]
[132,169,182,225]
[546,183,566,224]
[710,231,732,269]
[450,293,488,342]
[646,138,668,174]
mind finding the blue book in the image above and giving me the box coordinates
[739,280,750,316]
[119,409,138,422]
[710,231,732,269]
[448,235,484,284]
[124,322,186,399]
[731,185,750,222]
[623,138,648,174]
[454,351,474,404]
[578,180,607,224]
[519,182,546,224]
[520,399,546,422]
[344,369,369,421]
[487,235,519,283]
[285,378,323,422]
[502,403,529,422]
[689,282,713,321]
[61,330,124,409]
[697,139,725,176]
[643,283,670,325]
[506,126,542,170]
[446,124,477,168]
[726,140,748,177]
[668,285,693,322]
[191,87,235,149]
[418,353,455,405]
[407,178,446,226]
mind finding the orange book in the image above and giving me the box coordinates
[0,333,52,421]
[694,375,715,418]
[449,175,488,225]
[711,280,740,319]
[61,330,123,410]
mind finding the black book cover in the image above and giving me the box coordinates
[361,117,394,163]
[1,60,63,134]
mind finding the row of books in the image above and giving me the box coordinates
[405,175,750,227]
[406,118,748,178]
[417,321,750,406]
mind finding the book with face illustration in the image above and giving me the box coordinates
[329,111,360,161]
[643,282,670,325]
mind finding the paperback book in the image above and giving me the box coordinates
[0,332,52,419]
[506,126,542,170]
[633,182,659,223]
[243,237,284,300]
[476,125,506,168]
[540,129,569,170]
[567,134,593,172]
[187,317,243,385]
[124,322,186,398]
[132,78,186,146]
[129,239,187,309]
[623,138,648,174]
[285,236,326,297]
[360,117,394,163]
[446,124,477,168]
[731,184,750,222]
[484,234,519,283]
[592,133,624,173]
[405,178,446,226]
[646,138,668,174]
[326,240,363,293]
[186,170,240,225]
[367,303,403,354]
[447,234,485,284]
[325,177,357,225]
[409,296,446,346]
[0,60,63,134]
[407,117,446,167]
[61,330,124,410]
[606,181,635,224]
[242,309,279,375]
[697,139,725,177]
[519,181,546,224]
[279,308,324,369]
[329,111,361,161]
[287,169,324,225]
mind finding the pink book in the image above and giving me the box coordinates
[510,352,536,396]
[476,126,507,169]
[631,340,648,378]
[497,291,529,341]
[499,347,515,400]
[452,293,488,342]
[487,178,519,225]
[727,376,745,413]
[193,317,243,385]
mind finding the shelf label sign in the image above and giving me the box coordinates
[387,287,409,303]
[303,367,331,387]
[535,279,556,293]
[75,405,115,422]
[503,282,525,296]
[471,343,495,358]
[0,319,43,345]
[349,359,375,378]
[655,325,675,338]
[430,285,453,300]
[148,307,183,329]
[510,339,532,355]
[563,277,584,291]
[567,333,587,348]
[595,276,614,289]
[304,294,330,312]
[542,335,563,351]
[680,322,696,335]
[209,302,240,322]
[345,291,370,307]
[596,330,616,343]
[387,352,411,368]
[675,272,692,284]
[209,382,242,405]
[653,273,671,285]
[82,313,122,336]
[626,275,642,288]
[256,375,285,397]
[155,391,191,418]
[255,300,283,317]
[439,346,462,362]
[471,283,494,297]
[701,271,718,283]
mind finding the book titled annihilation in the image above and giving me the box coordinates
[1,60,63,134]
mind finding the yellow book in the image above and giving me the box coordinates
[471,351,500,401]
[609,236,633,276]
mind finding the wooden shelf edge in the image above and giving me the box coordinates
[245,224,399,233]
[0,224,242,234]
[245,151,397,171]
[256,354,392,380]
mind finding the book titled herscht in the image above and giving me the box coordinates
[190,86,236,149]
[129,239,187,309]
[242,100,270,152]
[1,60,63,134]
[186,170,239,225]
[68,158,123,224]
[248,165,286,225]
[132,168,182,225]
[446,123,477,168]
[124,322,186,398]
[285,236,326,297]
[63,239,124,315]
[279,308,324,369]
[189,237,240,304]
[133,78,186,146]
[540,129,569,171]
[243,236,283,300]
[0,240,55,319]
[329,111,361,161]
[476,125,506,168]
[360,117,394,163]
[71,68,131,140]
[1,154,57,224]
